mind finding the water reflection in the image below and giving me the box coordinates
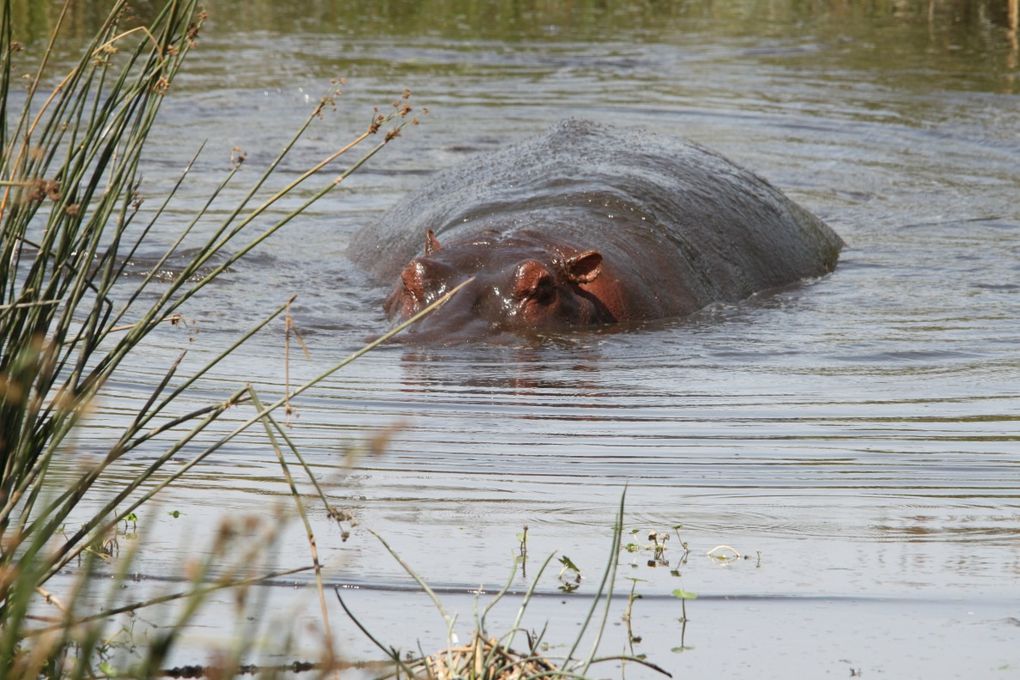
[399,343,605,395]
[11,0,1020,95]
[1009,0,1019,79]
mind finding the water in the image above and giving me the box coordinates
[13,1,1020,677]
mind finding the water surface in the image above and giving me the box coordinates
[15,1,1020,677]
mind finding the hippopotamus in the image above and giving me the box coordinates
[350,119,843,342]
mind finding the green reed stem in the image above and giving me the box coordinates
[249,387,333,642]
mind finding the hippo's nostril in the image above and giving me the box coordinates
[533,278,556,305]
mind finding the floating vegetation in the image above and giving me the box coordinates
[336,490,673,680]
[417,633,559,680]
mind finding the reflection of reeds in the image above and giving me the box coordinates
[1009,0,1019,72]
[0,0,427,675]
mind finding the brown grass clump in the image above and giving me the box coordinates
[419,633,558,680]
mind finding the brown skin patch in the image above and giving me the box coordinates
[577,273,627,322]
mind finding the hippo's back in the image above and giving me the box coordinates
[350,119,842,313]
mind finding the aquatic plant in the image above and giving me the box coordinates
[335,490,673,679]
[0,0,432,675]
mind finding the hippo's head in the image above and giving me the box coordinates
[384,229,621,341]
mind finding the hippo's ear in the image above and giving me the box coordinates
[563,250,602,284]
[424,229,442,256]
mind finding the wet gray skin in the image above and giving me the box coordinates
[351,119,844,343]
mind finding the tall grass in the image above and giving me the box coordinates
[0,0,426,674]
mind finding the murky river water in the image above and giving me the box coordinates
[16,0,1020,677]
